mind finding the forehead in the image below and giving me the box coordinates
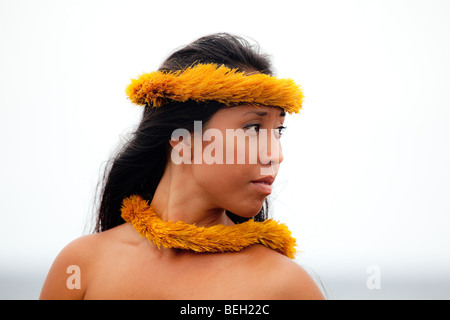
[218,105,286,118]
[204,105,285,130]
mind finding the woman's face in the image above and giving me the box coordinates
[188,105,286,218]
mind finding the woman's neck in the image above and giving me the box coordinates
[149,163,235,227]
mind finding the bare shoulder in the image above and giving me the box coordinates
[245,245,325,300]
[39,223,136,300]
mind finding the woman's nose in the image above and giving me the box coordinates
[259,129,284,166]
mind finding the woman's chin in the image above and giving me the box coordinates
[229,205,264,219]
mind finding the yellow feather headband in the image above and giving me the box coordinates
[125,63,303,114]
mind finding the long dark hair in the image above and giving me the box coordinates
[93,33,275,233]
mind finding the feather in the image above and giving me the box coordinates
[125,63,303,114]
[121,194,297,259]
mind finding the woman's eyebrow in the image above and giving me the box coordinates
[243,110,286,117]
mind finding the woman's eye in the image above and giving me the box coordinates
[245,124,261,132]
[276,126,287,137]
[244,124,287,138]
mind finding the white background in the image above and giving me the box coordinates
[1,0,449,299]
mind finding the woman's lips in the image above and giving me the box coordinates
[251,181,272,195]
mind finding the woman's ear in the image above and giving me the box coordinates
[169,133,193,164]
[169,128,192,148]
[169,138,189,149]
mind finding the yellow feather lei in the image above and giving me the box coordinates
[125,63,303,115]
[121,194,297,259]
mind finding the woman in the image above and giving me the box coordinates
[40,33,324,300]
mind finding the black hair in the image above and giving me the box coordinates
[93,33,274,232]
